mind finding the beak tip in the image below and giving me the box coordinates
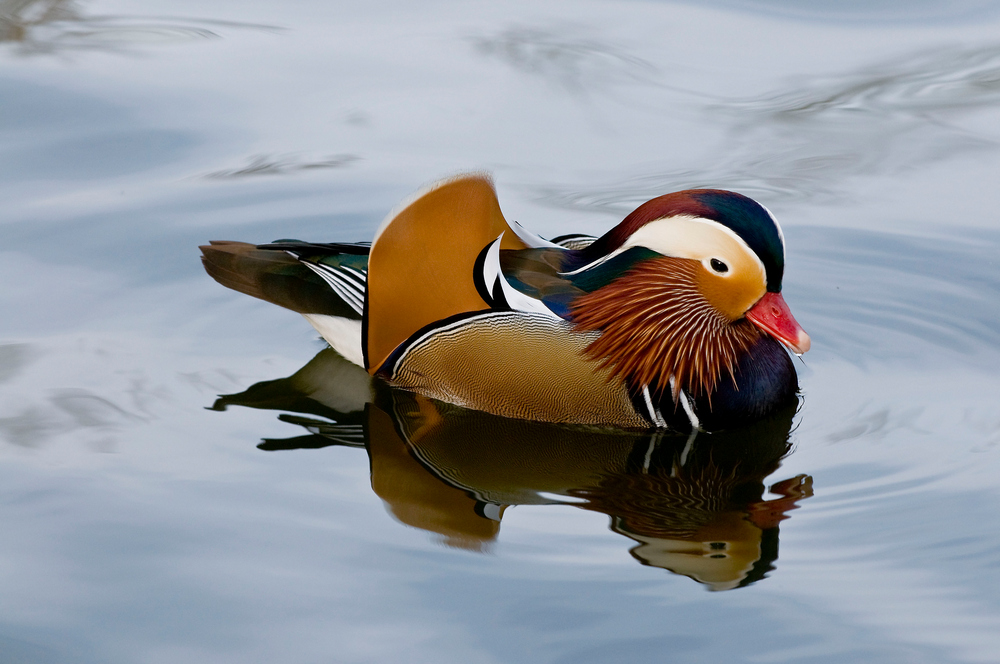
[795,332,811,355]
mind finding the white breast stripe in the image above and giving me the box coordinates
[484,234,560,319]
[668,376,701,432]
[678,389,700,432]
[642,385,668,428]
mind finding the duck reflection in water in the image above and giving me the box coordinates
[212,348,812,592]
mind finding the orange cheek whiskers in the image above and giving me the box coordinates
[570,257,760,403]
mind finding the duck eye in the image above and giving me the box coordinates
[709,258,729,274]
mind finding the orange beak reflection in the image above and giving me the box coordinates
[746,292,811,355]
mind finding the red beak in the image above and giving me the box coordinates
[746,292,811,355]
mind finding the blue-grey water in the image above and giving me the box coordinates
[3,1,1000,662]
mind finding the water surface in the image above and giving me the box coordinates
[2,0,1000,662]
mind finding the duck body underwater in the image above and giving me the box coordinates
[201,174,810,431]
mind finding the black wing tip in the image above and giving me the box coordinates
[257,241,372,256]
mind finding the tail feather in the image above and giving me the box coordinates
[199,241,361,319]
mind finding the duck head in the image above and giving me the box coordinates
[567,189,810,401]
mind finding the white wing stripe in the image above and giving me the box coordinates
[340,265,368,283]
[326,266,366,290]
[310,263,366,297]
[302,263,365,315]
[325,278,364,314]
[315,262,367,291]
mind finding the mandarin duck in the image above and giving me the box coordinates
[201,174,810,431]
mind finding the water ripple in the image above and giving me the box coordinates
[791,226,1000,365]
[696,0,1000,25]
[471,26,663,93]
[0,0,282,55]
[0,343,33,384]
[203,154,360,180]
[731,43,1000,119]
[534,42,1000,212]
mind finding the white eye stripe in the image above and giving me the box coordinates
[559,214,769,286]
[623,215,766,282]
